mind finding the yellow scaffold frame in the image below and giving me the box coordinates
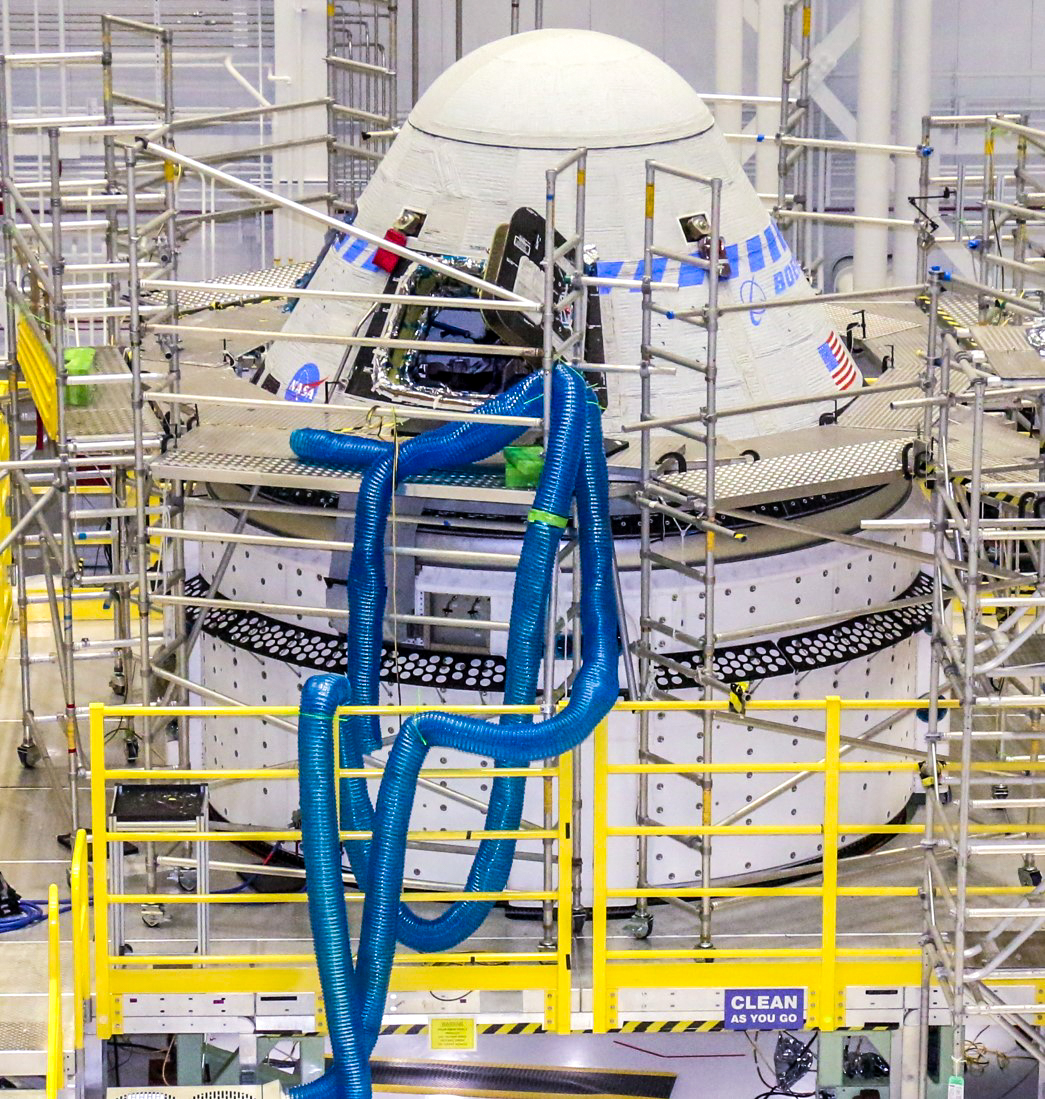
[73,696,1045,1049]
[46,883,62,1099]
[591,697,1045,1033]
[88,701,575,1039]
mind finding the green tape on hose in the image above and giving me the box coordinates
[527,508,568,528]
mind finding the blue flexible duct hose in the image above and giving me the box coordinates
[293,368,584,949]
[289,368,617,1099]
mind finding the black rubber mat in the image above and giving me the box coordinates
[370,1058,676,1099]
[111,783,206,823]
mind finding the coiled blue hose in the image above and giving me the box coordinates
[288,366,618,1099]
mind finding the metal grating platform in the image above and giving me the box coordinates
[969,323,1045,380]
[657,430,912,508]
[823,303,922,341]
[65,346,163,443]
[143,261,312,313]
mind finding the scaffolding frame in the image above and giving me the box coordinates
[4,8,1045,1095]
[909,266,1045,1093]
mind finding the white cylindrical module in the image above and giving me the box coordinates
[893,0,932,284]
[853,0,896,288]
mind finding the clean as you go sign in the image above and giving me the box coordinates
[724,988,805,1030]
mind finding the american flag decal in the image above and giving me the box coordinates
[817,331,860,391]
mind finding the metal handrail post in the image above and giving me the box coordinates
[48,126,82,833]
[592,717,609,1031]
[554,746,573,1032]
[635,162,656,931]
[0,56,42,780]
[951,375,988,1083]
[819,697,842,1030]
[125,147,158,891]
[697,176,723,951]
[917,116,932,283]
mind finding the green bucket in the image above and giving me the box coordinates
[503,445,544,489]
[64,347,95,408]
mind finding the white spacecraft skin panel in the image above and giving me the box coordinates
[263,31,860,441]
[200,634,922,902]
[194,495,926,891]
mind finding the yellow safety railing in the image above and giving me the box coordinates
[0,381,11,635]
[593,697,951,1033]
[69,830,90,1055]
[88,701,574,1038]
[46,883,63,1099]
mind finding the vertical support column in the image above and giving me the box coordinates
[776,3,795,215]
[326,8,338,215]
[196,791,210,956]
[1013,123,1029,295]
[538,164,558,951]
[454,0,464,60]
[853,0,895,288]
[570,153,587,927]
[918,273,948,1099]
[756,0,785,195]
[387,2,399,129]
[510,0,521,34]
[819,696,842,1030]
[554,745,572,1033]
[698,176,722,951]
[894,0,933,284]
[592,718,609,1032]
[917,116,933,283]
[125,147,157,889]
[0,56,41,778]
[410,0,420,107]
[48,126,81,833]
[795,0,813,264]
[100,16,119,345]
[158,29,190,767]
[714,0,744,136]
[634,164,655,930]
[950,376,988,1088]
[88,703,112,1039]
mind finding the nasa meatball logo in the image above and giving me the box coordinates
[285,362,323,403]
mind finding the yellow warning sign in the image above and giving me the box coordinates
[429,1016,477,1052]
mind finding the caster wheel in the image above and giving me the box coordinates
[572,909,587,935]
[124,736,139,765]
[109,672,127,698]
[623,913,653,940]
[17,742,41,769]
[140,903,166,928]
[176,867,197,893]
[118,943,134,956]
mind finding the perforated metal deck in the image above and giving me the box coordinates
[143,261,312,313]
[657,429,913,508]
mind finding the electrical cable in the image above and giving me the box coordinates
[0,898,71,933]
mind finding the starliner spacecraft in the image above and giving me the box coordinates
[184,29,930,902]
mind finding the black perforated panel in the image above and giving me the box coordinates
[185,576,508,690]
[186,571,932,694]
[654,572,932,691]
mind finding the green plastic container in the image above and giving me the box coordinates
[503,445,544,489]
[64,347,95,408]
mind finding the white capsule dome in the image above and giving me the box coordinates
[409,28,715,150]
